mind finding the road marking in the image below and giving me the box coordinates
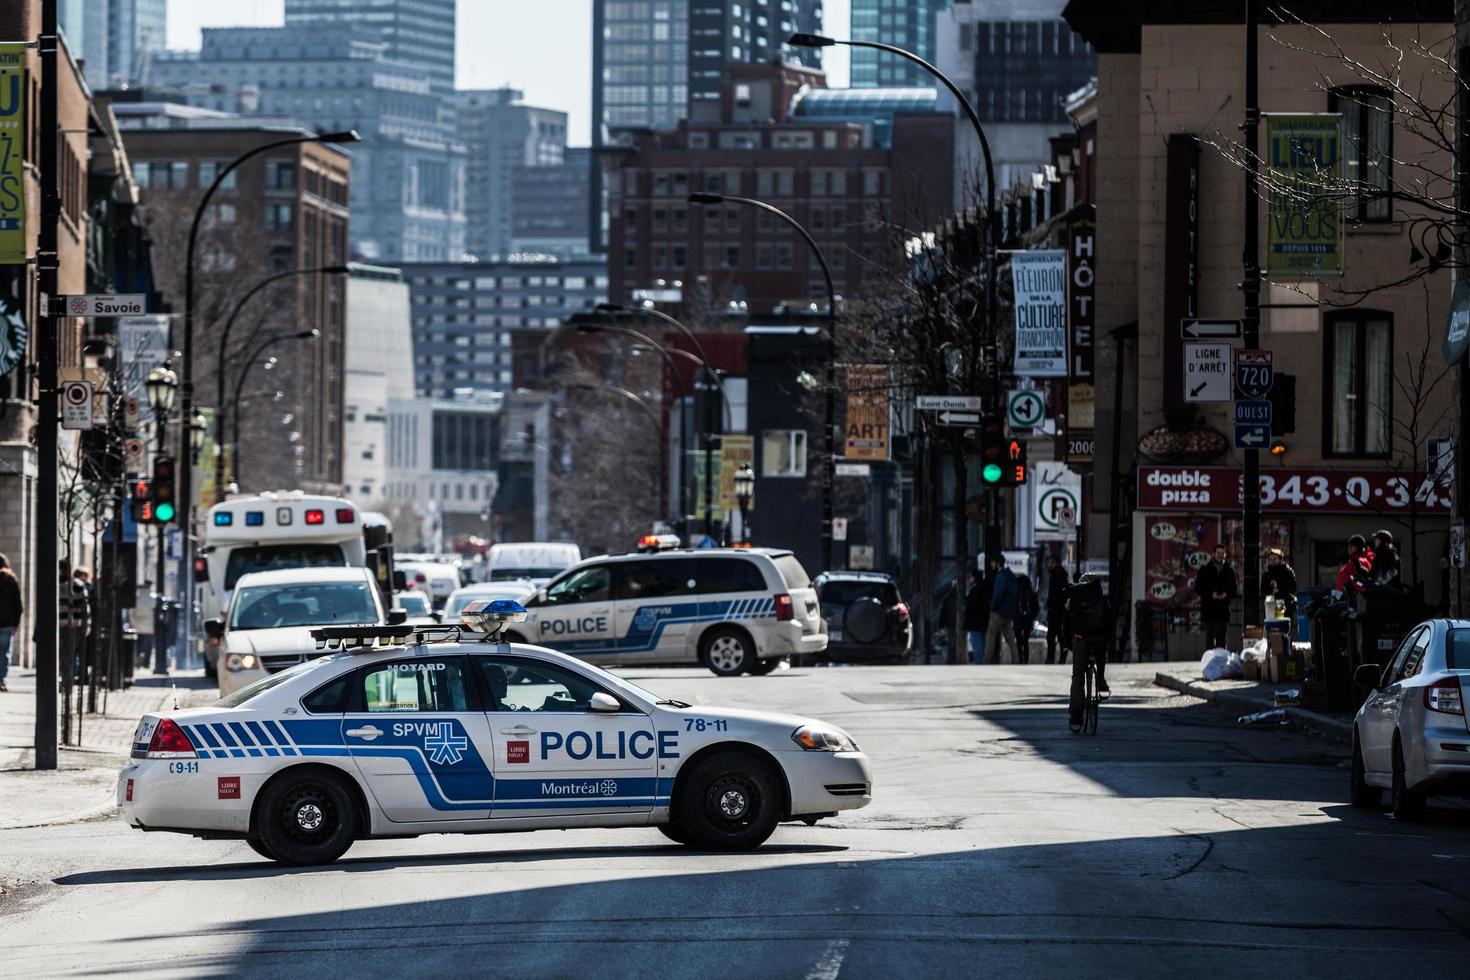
[806,938,849,980]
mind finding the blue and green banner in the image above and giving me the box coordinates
[1265,113,1343,277]
[0,43,25,266]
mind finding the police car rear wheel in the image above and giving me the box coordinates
[676,752,780,850]
[256,771,357,866]
[703,628,754,676]
[245,837,277,861]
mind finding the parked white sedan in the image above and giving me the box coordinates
[1351,618,1470,818]
[121,601,872,865]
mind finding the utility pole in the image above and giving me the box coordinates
[1456,0,1470,615]
[33,0,60,770]
[1241,0,1263,629]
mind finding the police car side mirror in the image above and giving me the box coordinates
[386,608,408,626]
[203,619,224,640]
[589,691,621,713]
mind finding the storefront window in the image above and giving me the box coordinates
[1324,313,1391,457]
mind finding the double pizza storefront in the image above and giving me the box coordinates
[1133,465,1452,659]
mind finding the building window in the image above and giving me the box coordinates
[266,161,298,191]
[197,161,238,190]
[265,203,295,231]
[762,430,807,477]
[1323,312,1391,457]
[1330,86,1393,222]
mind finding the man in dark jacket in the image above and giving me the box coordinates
[984,557,1020,664]
[1013,573,1037,664]
[1261,548,1298,632]
[1192,544,1236,649]
[1043,556,1070,664]
[0,552,21,692]
[962,568,990,664]
[1064,577,1113,726]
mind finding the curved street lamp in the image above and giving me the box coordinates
[229,330,321,488]
[733,462,755,545]
[144,365,178,417]
[688,190,838,570]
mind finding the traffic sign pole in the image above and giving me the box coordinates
[1242,0,1262,631]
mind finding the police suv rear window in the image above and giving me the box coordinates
[773,554,811,589]
[698,558,764,593]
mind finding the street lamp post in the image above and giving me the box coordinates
[688,191,837,571]
[144,366,177,674]
[230,330,321,486]
[734,462,755,545]
[787,31,1002,567]
[177,129,358,652]
[213,264,352,502]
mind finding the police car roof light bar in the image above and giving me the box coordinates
[311,624,416,651]
[459,598,528,639]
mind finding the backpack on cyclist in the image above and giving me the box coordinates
[1065,579,1111,637]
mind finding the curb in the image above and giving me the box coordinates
[1153,672,1353,744]
[0,801,118,832]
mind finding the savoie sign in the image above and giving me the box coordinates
[1265,113,1343,277]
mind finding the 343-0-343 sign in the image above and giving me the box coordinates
[1137,466,1452,513]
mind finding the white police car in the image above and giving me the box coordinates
[117,601,872,865]
[506,548,828,676]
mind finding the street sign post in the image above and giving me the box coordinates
[1006,389,1045,430]
[916,395,982,411]
[1183,341,1232,402]
[832,517,849,542]
[61,294,147,317]
[61,380,93,430]
[1181,318,1243,339]
[1234,399,1272,426]
[1235,349,1274,398]
[834,462,871,477]
[1234,423,1270,449]
[936,410,980,426]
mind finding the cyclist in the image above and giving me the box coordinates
[1063,576,1112,728]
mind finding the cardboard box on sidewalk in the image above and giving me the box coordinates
[1267,643,1307,684]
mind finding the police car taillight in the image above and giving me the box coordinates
[774,593,795,621]
[146,719,197,759]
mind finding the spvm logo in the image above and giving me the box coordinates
[424,722,467,766]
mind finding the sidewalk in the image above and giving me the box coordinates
[1152,665,1353,743]
[0,667,216,830]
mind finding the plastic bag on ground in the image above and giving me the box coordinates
[1240,638,1269,663]
[1200,647,1232,681]
[1222,651,1244,679]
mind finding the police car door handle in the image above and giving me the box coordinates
[346,726,383,741]
[499,724,537,735]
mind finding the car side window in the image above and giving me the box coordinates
[1382,628,1423,687]
[617,559,694,600]
[473,656,616,713]
[697,558,765,593]
[302,674,351,714]
[360,658,470,712]
[1396,630,1432,683]
[543,565,612,605]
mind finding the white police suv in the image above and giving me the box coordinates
[505,548,827,676]
[118,601,872,866]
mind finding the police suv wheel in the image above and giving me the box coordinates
[675,751,780,850]
[246,837,277,861]
[748,656,785,676]
[703,628,754,676]
[256,770,358,866]
[657,822,691,844]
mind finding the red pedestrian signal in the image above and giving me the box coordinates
[1006,438,1028,486]
[130,478,154,523]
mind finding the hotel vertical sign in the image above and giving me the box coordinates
[1162,134,1201,407]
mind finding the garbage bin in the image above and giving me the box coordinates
[1307,596,1354,712]
[1350,585,1418,680]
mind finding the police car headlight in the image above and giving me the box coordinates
[792,725,858,752]
[225,653,258,671]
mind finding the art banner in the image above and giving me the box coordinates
[1010,249,1067,377]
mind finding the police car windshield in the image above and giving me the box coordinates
[215,659,324,707]
[230,582,379,631]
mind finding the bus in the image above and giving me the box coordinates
[197,492,391,677]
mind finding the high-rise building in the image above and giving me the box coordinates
[284,0,457,90]
[512,148,593,259]
[455,89,570,261]
[64,0,166,90]
[849,0,952,87]
[590,0,825,251]
[151,28,467,263]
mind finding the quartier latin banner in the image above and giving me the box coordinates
[1010,249,1068,377]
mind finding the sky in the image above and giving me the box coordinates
[166,0,851,147]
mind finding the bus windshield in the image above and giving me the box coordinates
[224,544,347,590]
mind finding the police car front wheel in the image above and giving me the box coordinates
[674,751,781,850]
[702,628,755,676]
[255,769,359,866]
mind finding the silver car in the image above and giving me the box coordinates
[1351,619,1470,818]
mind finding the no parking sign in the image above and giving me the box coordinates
[61,380,93,430]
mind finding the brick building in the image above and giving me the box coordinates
[1064,0,1456,656]
[604,63,956,315]
[105,99,352,493]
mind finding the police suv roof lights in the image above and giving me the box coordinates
[637,533,681,552]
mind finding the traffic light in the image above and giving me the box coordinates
[129,478,154,523]
[152,457,177,523]
[979,417,1028,487]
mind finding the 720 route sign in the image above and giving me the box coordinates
[1235,349,1274,399]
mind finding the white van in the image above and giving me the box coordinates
[503,548,827,676]
[486,542,582,588]
[396,561,462,613]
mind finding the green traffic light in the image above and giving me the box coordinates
[155,501,176,523]
[982,463,1003,484]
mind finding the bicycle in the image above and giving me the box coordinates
[1070,641,1107,736]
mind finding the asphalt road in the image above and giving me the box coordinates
[4,663,1469,978]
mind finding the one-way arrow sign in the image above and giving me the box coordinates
[938,410,980,426]
[1181,318,1242,340]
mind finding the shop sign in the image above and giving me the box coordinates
[0,44,26,266]
[1137,465,1452,514]
[1163,134,1201,406]
[844,364,890,461]
[1010,249,1067,377]
[1265,113,1343,277]
[1068,209,1095,382]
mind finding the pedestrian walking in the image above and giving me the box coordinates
[1013,572,1037,665]
[963,568,990,665]
[1043,555,1070,664]
[58,561,91,684]
[0,553,21,692]
[983,557,1020,664]
[1192,544,1236,649]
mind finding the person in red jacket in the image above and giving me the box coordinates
[1335,535,1373,594]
